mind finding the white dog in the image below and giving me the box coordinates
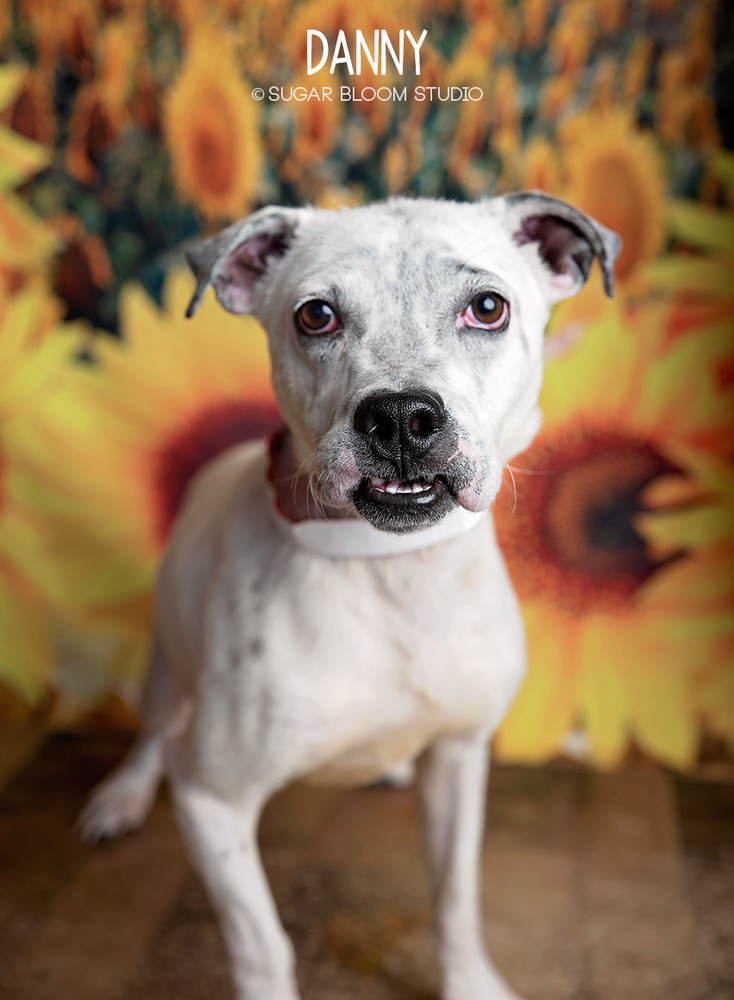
[80,193,619,1000]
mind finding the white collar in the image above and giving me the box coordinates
[269,499,486,559]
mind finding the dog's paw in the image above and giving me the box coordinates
[376,757,416,788]
[77,769,156,842]
[442,960,523,1000]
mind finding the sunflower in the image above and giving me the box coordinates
[494,305,734,769]
[0,284,77,700]
[559,109,667,288]
[163,25,262,220]
[14,271,280,651]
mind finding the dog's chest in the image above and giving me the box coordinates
[249,529,525,783]
[171,487,526,790]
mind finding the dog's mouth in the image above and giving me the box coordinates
[364,476,446,504]
[352,475,456,532]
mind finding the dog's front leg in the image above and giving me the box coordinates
[172,780,301,1000]
[417,735,522,1000]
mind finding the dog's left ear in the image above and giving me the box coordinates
[185,206,310,318]
[496,191,622,303]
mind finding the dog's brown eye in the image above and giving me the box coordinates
[463,293,510,331]
[295,300,340,335]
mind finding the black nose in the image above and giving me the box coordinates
[353,390,447,463]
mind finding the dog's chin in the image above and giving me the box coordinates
[351,476,457,534]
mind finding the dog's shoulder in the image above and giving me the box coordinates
[160,439,275,579]
[181,438,268,526]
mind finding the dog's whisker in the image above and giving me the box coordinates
[496,450,518,515]
[504,464,553,477]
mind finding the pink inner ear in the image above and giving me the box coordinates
[514,214,590,292]
[217,232,290,314]
[550,272,575,291]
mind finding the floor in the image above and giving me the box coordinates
[0,728,732,1000]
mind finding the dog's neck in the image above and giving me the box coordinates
[268,429,359,523]
[267,429,487,559]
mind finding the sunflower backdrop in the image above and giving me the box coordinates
[0,0,732,768]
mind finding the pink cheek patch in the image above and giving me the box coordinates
[455,483,492,512]
[449,438,481,464]
[450,438,495,512]
[328,447,362,499]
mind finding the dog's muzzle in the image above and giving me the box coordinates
[351,389,457,532]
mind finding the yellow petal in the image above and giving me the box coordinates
[0,568,54,702]
[0,192,58,271]
[640,544,734,617]
[0,64,27,112]
[707,150,734,198]
[636,504,734,554]
[495,605,581,762]
[638,473,710,510]
[577,619,629,767]
[0,125,52,190]
[540,311,642,426]
[0,325,81,420]
[645,254,734,296]
[694,651,734,746]
[668,199,734,252]
[623,640,698,769]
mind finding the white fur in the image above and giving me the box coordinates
[80,195,618,1000]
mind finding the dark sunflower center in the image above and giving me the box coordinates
[545,443,668,579]
[498,428,677,615]
[153,399,281,542]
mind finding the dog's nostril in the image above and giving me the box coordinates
[372,413,395,443]
[355,400,394,441]
[410,409,439,439]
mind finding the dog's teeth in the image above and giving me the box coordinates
[367,477,436,496]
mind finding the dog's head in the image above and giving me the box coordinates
[186,195,620,533]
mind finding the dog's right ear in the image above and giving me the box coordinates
[185,206,307,318]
